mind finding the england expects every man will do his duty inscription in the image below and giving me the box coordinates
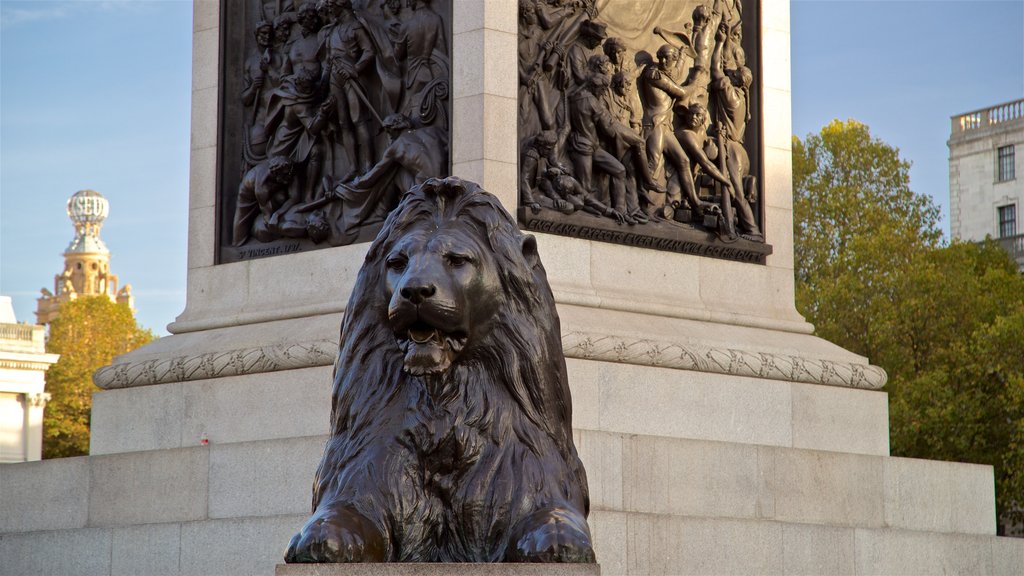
[217,0,772,265]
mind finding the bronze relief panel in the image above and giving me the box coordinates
[217,0,452,263]
[517,0,772,263]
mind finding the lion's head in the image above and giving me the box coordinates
[329,177,575,455]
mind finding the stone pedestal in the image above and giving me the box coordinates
[1,1,1022,575]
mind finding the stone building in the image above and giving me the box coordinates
[0,296,59,463]
[35,189,135,325]
[949,98,1024,270]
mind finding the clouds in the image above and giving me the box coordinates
[0,0,152,29]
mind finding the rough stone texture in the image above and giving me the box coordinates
[992,536,1024,575]
[0,456,89,533]
[854,528,998,575]
[208,436,326,519]
[589,362,794,447]
[0,527,112,576]
[622,513,784,576]
[619,434,765,519]
[111,523,182,576]
[88,447,209,527]
[884,456,996,534]
[179,515,307,576]
[179,366,332,447]
[767,447,885,528]
[781,523,856,575]
[90,383,185,455]
[791,383,889,456]
[276,564,601,576]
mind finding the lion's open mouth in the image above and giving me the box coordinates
[397,320,467,376]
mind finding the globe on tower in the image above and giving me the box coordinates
[35,190,134,325]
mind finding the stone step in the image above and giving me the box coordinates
[3,431,992,539]
[90,359,890,457]
[1,513,1020,576]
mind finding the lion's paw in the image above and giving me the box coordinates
[507,507,596,563]
[284,506,386,563]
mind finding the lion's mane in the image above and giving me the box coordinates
[309,177,590,561]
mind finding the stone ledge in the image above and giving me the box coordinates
[275,564,600,576]
[94,329,885,391]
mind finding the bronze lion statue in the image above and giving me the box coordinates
[285,177,595,563]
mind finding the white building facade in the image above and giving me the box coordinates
[0,296,59,463]
[949,98,1024,270]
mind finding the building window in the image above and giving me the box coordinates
[998,145,1015,181]
[998,204,1017,238]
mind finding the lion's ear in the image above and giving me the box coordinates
[521,234,540,269]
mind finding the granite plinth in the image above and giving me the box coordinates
[274,564,601,576]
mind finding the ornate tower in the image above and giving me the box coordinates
[35,189,134,325]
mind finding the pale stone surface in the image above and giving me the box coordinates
[763,145,794,211]
[208,436,326,519]
[620,434,763,519]
[533,233,594,300]
[992,536,1024,575]
[193,0,217,32]
[854,528,996,575]
[575,429,623,511]
[181,366,332,446]
[0,527,112,576]
[179,515,307,576]
[588,510,627,576]
[452,29,483,100]
[767,447,885,528]
[781,523,855,575]
[593,363,793,447]
[761,27,792,92]
[791,383,889,456]
[884,457,996,534]
[189,85,217,150]
[483,31,518,99]
[276,564,601,576]
[762,86,793,152]
[90,383,185,455]
[624,513,784,576]
[89,447,209,526]
[111,523,182,576]
[0,456,89,532]
[191,27,218,91]
[187,145,216,210]
[188,206,216,269]
[763,0,791,33]
[452,94,485,165]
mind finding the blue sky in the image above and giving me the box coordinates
[1,0,1022,335]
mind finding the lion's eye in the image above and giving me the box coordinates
[446,253,472,267]
[386,255,407,271]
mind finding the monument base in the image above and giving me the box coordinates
[275,564,600,576]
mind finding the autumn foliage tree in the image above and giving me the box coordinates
[794,119,1024,527]
[43,296,155,458]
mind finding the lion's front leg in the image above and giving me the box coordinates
[505,506,596,563]
[284,504,387,563]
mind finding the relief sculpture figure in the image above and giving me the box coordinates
[285,177,595,564]
[223,0,452,259]
[516,0,769,261]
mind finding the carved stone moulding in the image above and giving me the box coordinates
[517,0,771,263]
[216,0,453,264]
[94,331,887,391]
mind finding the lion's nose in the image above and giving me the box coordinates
[400,283,436,304]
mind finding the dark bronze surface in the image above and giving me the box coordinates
[518,0,771,262]
[285,178,595,563]
[218,0,452,263]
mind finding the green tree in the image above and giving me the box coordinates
[43,296,155,458]
[793,119,942,361]
[794,119,1024,525]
